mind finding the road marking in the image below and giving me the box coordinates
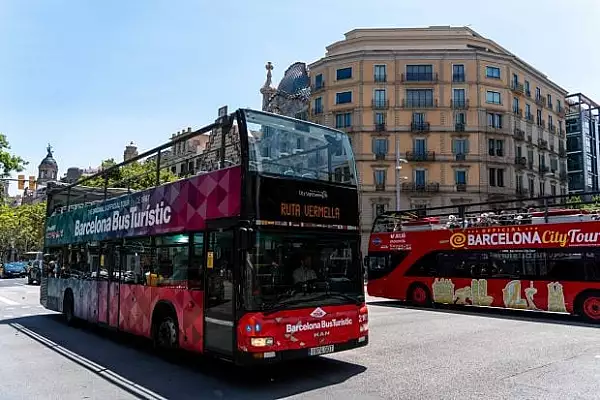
[3,315,13,318]
[6,307,14,310]
[9,323,168,400]
[0,296,20,306]
[21,306,30,309]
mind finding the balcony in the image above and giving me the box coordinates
[372,100,389,110]
[548,124,556,134]
[558,106,565,118]
[311,83,325,93]
[452,74,465,83]
[538,138,548,150]
[401,72,438,82]
[374,152,386,161]
[510,82,524,94]
[456,183,467,192]
[539,165,550,174]
[525,114,534,123]
[374,74,387,83]
[537,119,546,128]
[401,182,440,193]
[559,148,566,158]
[312,106,323,115]
[513,108,523,118]
[526,90,531,98]
[410,122,431,132]
[402,99,438,109]
[514,156,527,167]
[375,184,385,191]
[527,135,533,143]
[455,123,466,132]
[559,171,567,181]
[451,99,469,109]
[375,123,386,132]
[406,151,436,162]
[528,161,534,170]
[535,96,546,107]
[514,128,525,141]
[558,129,566,138]
[550,144,555,153]
[454,153,467,161]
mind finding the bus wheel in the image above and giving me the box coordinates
[408,284,432,307]
[579,292,600,323]
[152,311,179,351]
[63,291,75,325]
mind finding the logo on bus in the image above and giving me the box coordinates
[310,307,327,318]
[450,228,600,248]
[372,237,382,246]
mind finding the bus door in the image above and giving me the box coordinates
[203,228,236,356]
[97,242,120,328]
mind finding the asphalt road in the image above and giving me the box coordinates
[1,279,600,399]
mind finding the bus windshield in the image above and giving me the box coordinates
[244,230,363,311]
[243,109,357,186]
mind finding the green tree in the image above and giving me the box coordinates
[0,133,27,177]
[0,202,46,260]
[83,158,177,190]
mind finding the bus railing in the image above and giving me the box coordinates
[373,191,600,233]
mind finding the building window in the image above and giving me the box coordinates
[413,138,426,155]
[452,138,469,154]
[313,97,323,114]
[547,94,553,107]
[486,91,501,105]
[455,112,466,127]
[373,89,386,107]
[453,89,466,107]
[335,112,352,128]
[488,139,504,156]
[455,170,467,185]
[524,80,530,96]
[535,87,541,100]
[453,65,465,82]
[336,67,352,81]
[537,109,543,126]
[529,178,535,197]
[406,65,433,81]
[375,112,386,125]
[336,91,352,104]
[414,169,426,185]
[374,170,386,188]
[551,185,556,197]
[374,203,386,216]
[487,113,503,128]
[374,65,386,82]
[314,74,323,89]
[512,97,519,113]
[406,89,434,108]
[539,181,545,195]
[489,168,505,187]
[372,138,388,156]
[486,66,501,79]
[525,104,532,119]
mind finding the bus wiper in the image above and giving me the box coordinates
[261,292,362,315]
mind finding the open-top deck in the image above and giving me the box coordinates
[372,193,600,234]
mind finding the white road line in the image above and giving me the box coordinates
[21,306,30,309]
[3,315,13,318]
[0,296,20,306]
[6,307,14,310]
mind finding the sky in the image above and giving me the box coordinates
[0,0,598,195]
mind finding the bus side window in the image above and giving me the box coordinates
[405,252,438,277]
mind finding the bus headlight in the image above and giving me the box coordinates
[250,337,274,347]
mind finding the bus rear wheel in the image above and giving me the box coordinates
[408,283,432,307]
[152,309,179,352]
[579,292,600,323]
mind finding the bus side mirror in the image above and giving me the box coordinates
[238,227,256,250]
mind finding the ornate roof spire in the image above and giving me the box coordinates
[262,62,274,89]
[46,143,53,156]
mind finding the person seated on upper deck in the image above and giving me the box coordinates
[293,255,317,284]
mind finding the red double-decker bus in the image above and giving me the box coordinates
[367,194,600,322]
[41,108,368,365]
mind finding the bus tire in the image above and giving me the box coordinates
[407,283,432,307]
[151,302,179,352]
[63,290,75,325]
[575,290,600,323]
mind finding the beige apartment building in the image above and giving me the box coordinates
[308,26,569,248]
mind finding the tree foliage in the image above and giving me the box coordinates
[0,133,27,177]
[565,195,600,210]
[83,158,178,190]
[0,202,46,259]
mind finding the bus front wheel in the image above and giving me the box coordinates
[407,283,432,307]
[63,291,75,325]
[152,305,179,352]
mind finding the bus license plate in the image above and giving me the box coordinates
[309,345,334,356]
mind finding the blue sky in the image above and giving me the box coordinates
[1,0,598,195]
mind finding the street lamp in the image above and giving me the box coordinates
[395,135,408,210]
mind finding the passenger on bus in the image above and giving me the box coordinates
[293,255,317,284]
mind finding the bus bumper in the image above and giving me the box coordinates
[235,335,368,366]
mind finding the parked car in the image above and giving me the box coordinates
[0,262,27,278]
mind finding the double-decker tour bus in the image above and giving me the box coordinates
[366,194,600,322]
[41,108,368,365]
